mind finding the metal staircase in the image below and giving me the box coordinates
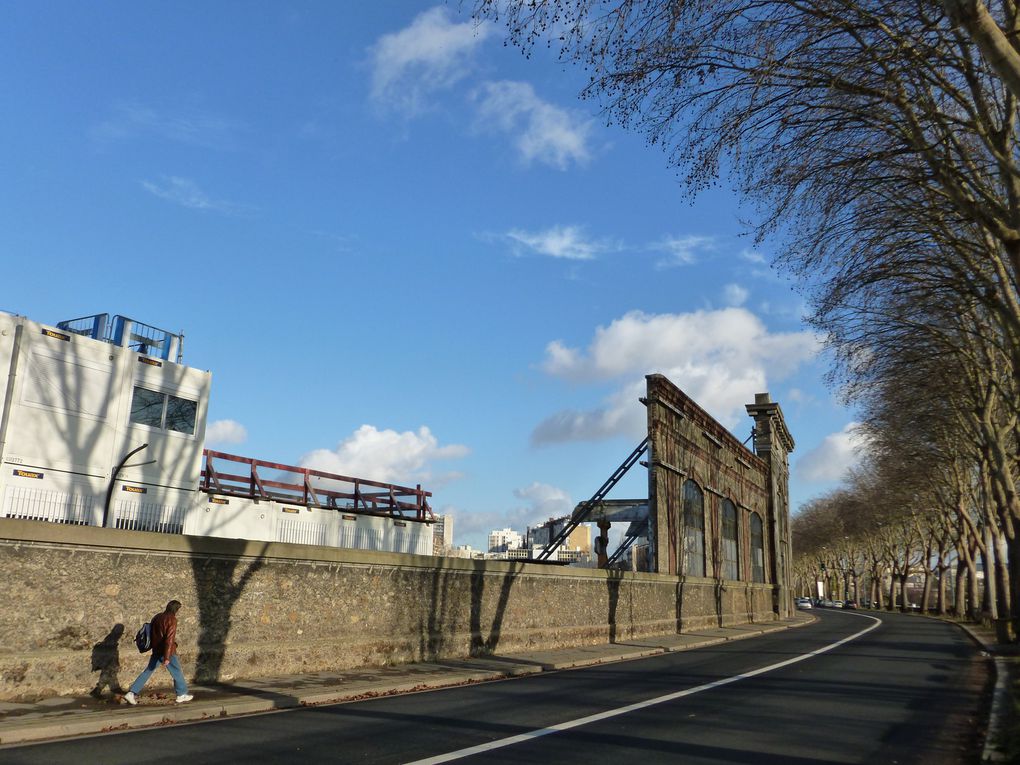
[536,436,649,561]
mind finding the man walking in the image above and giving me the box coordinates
[124,600,193,705]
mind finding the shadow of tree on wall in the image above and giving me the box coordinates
[715,581,726,628]
[187,536,270,684]
[469,561,522,656]
[676,578,685,634]
[606,568,623,643]
[421,565,456,660]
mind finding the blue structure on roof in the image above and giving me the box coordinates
[56,313,182,362]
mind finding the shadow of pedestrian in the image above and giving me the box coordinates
[90,623,125,698]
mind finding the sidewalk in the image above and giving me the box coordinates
[0,614,813,746]
[948,618,1017,763]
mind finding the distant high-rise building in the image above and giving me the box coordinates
[488,527,523,553]
[432,514,454,556]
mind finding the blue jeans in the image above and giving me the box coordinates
[129,654,188,696]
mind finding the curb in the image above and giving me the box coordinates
[950,620,1011,764]
[921,615,1009,764]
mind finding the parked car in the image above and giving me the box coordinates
[843,599,858,609]
[831,600,845,609]
[796,597,813,609]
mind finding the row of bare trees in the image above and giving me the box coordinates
[475,1,1020,635]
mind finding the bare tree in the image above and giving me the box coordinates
[941,1,1020,100]
[478,0,1020,630]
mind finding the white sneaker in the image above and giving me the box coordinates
[175,694,194,704]
[123,691,137,705]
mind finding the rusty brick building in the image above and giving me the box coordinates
[644,374,794,618]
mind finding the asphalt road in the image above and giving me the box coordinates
[3,611,986,764]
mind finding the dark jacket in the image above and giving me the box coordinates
[150,610,178,660]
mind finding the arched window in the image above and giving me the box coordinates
[750,512,765,583]
[682,480,705,576]
[721,499,739,580]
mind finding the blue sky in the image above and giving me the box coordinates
[1,2,866,549]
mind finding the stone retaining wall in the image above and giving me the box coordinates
[1,519,776,700]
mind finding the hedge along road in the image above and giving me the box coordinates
[3,611,987,765]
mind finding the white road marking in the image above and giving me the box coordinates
[404,614,881,765]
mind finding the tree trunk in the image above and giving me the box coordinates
[937,565,948,615]
[969,563,982,621]
[956,538,977,618]
[941,0,1020,104]
[995,530,1012,630]
[954,562,968,618]
[1010,533,1020,641]
[983,525,999,621]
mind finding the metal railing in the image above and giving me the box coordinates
[56,313,111,339]
[200,450,434,522]
[56,313,181,361]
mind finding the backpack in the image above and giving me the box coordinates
[134,622,152,653]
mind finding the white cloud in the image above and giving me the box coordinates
[141,176,238,214]
[784,387,812,404]
[533,308,820,444]
[435,483,574,550]
[651,235,714,267]
[512,482,573,524]
[369,6,494,116]
[723,283,749,306]
[93,103,241,149]
[473,80,592,169]
[542,309,817,382]
[505,225,611,260]
[299,424,469,485]
[740,248,767,264]
[368,10,590,168]
[532,381,645,444]
[796,422,871,482]
[447,507,499,546]
[205,419,248,446]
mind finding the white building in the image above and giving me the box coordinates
[432,513,453,555]
[488,527,523,552]
[0,310,434,556]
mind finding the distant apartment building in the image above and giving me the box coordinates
[486,519,592,564]
[527,518,591,556]
[432,514,454,556]
[488,527,523,553]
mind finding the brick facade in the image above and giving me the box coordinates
[645,375,793,615]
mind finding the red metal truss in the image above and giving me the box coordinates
[200,450,434,522]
